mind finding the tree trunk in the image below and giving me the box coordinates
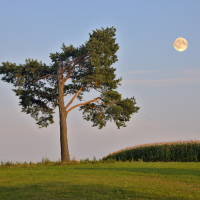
[59,103,70,162]
[58,62,70,162]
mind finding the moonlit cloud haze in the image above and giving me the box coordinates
[0,0,199,163]
[122,69,200,86]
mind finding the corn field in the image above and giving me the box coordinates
[102,140,200,162]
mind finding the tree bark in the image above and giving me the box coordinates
[58,62,70,162]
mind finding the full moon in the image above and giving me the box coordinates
[174,37,188,52]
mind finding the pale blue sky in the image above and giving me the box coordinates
[0,0,199,162]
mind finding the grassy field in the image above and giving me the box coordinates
[0,162,200,200]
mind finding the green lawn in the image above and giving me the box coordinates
[0,162,200,200]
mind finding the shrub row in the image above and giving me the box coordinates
[102,140,200,162]
[0,157,116,168]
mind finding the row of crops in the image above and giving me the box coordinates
[103,140,200,162]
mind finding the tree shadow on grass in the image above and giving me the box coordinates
[74,167,200,177]
[0,181,189,200]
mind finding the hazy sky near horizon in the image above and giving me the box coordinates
[0,0,200,162]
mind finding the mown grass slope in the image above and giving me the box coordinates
[0,162,200,200]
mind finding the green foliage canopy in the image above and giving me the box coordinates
[0,27,139,129]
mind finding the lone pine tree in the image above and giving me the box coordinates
[0,27,139,162]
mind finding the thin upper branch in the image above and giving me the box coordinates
[63,54,91,84]
[63,57,79,71]
[33,90,59,99]
[63,63,78,84]
[63,53,87,71]
[29,74,57,83]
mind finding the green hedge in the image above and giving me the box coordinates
[103,141,200,162]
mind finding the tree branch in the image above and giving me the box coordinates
[66,97,100,113]
[65,84,86,110]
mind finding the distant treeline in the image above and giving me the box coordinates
[102,140,200,162]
